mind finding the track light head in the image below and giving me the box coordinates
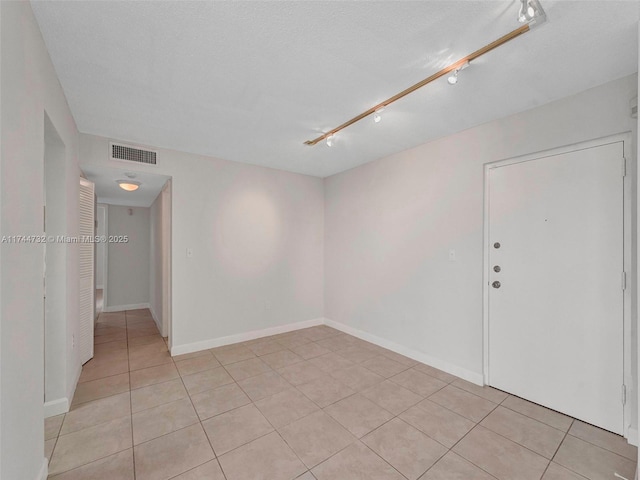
[518,0,546,25]
[326,134,334,147]
[373,107,385,123]
[447,61,469,86]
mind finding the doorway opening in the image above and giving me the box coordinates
[82,166,172,346]
[43,113,68,416]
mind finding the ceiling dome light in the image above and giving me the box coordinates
[117,180,141,192]
[326,134,334,147]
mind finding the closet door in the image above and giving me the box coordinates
[79,177,95,364]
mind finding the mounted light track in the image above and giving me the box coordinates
[304,2,546,147]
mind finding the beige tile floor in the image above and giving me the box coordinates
[45,308,638,480]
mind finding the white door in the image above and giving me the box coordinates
[487,141,624,434]
[79,178,95,364]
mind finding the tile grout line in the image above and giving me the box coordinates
[213,337,321,474]
[494,399,636,463]
[562,431,639,462]
[543,419,579,479]
[53,320,638,479]
[500,395,573,432]
[436,391,509,476]
[204,333,373,478]
[125,310,137,480]
[181,329,511,479]
[275,335,446,479]
[47,311,130,478]
[474,405,571,459]
[174,345,230,480]
[47,314,141,478]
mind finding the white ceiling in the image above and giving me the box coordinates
[32,1,639,178]
[82,166,170,208]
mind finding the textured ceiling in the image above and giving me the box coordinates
[32,1,639,177]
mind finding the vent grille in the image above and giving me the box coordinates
[111,143,157,165]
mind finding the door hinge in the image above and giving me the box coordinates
[622,157,627,177]
[622,271,627,290]
[622,384,627,405]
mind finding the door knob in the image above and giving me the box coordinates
[492,281,501,289]
[493,265,501,273]
[494,242,501,249]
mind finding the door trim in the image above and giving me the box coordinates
[482,132,633,439]
[161,179,172,346]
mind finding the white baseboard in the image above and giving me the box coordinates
[36,458,48,480]
[66,360,83,409]
[627,427,638,446]
[104,302,150,313]
[171,318,324,356]
[44,397,69,418]
[323,318,484,385]
[148,304,162,336]
[44,356,82,418]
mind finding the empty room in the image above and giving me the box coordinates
[2,1,640,479]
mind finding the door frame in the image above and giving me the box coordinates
[96,204,107,290]
[96,204,109,311]
[482,132,634,440]
[161,179,172,347]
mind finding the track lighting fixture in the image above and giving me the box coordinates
[373,108,384,123]
[518,0,545,24]
[326,134,334,147]
[303,1,546,147]
[447,61,469,85]
[518,0,535,23]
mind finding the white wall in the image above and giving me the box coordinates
[1,5,4,475]
[106,205,150,310]
[636,22,640,473]
[1,2,80,479]
[149,192,163,331]
[80,135,325,352]
[325,75,637,388]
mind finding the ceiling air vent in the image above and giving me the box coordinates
[110,143,157,166]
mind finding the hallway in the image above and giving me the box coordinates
[44,309,637,480]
